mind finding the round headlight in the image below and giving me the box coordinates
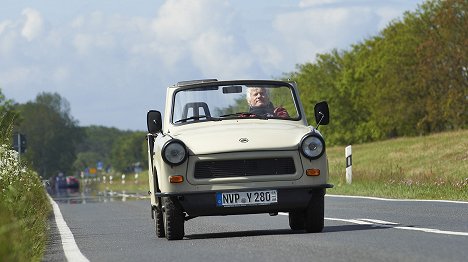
[300,134,325,160]
[162,139,188,166]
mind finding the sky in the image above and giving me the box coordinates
[0,0,425,131]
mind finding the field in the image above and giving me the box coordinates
[327,129,468,201]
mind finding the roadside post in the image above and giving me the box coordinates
[345,145,352,184]
[13,133,27,162]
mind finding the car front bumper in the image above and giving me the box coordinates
[155,184,333,218]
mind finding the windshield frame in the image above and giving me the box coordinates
[169,80,303,125]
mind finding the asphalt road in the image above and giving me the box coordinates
[43,193,468,262]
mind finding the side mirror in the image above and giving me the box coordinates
[314,101,329,126]
[147,110,162,133]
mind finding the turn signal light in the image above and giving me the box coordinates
[169,175,184,183]
[306,169,320,176]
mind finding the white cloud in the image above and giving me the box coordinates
[299,0,340,7]
[148,0,239,72]
[252,44,283,73]
[151,0,229,41]
[0,20,12,35]
[21,8,43,41]
[191,32,252,79]
[73,33,93,55]
[0,27,17,56]
[0,67,33,86]
[272,6,377,64]
[52,67,70,82]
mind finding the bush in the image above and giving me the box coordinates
[0,144,51,261]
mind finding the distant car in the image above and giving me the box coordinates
[65,176,80,188]
[146,79,332,240]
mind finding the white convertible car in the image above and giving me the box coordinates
[146,79,332,240]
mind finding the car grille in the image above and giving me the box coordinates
[194,157,296,179]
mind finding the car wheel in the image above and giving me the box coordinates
[153,206,165,238]
[304,189,325,233]
[288,211,305,230]
[163,197,185,240]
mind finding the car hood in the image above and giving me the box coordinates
[170,121,314,155]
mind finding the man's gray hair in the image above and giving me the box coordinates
[246,87,270,103]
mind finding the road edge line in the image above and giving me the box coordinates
[326,194,468,204]
[48,195,89,262]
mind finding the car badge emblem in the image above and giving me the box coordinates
[239,138,249,143]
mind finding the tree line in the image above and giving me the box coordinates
[285,0,467,145]
[1,90,147,179]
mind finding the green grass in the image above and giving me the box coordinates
[0,146,51,262]
[327,129,468,201]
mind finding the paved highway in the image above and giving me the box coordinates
[43,193,468,262]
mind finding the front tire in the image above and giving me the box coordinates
[153,206,165,238]
[288,211,305,230]
[304,189,325,233]
[163,197,185,240]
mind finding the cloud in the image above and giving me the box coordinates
[0,67,33,86]
[299,0,340,7]
[151,0,230,41]
[21,8,43,41]
[147,0,249,76]
[52,66,70,82]
[0,20,12,34]
[190,32,253,79]
[272,6,379,64]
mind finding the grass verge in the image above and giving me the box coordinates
[0,145,51,261]
[327,129,468,201]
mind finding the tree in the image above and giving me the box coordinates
[73,125,131,173]
[0,89,17,145]
[16,92,83,178]
[109,131,147,173]
[415,0,468,132]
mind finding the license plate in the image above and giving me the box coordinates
[216,190,277,207]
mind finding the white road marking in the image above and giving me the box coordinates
[48,195,89,262]
[278,213,468,236]
[326,194,468,204]
[393,226,468,236]
[358,219,400,225]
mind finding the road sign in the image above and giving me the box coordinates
[97,161,103,170]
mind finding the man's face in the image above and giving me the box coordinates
[248,88,269,107]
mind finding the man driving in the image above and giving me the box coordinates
[246,87,289,118]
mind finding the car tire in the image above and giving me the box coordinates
[288,211,305,230]
[163,197,185,240]
[304,189,325,233]
[153,206,165,238]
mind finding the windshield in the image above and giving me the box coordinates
[171,83,300,124]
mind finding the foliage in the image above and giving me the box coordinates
[110,131,147,173]
[284,0,467,145]
[0,89,18,146]
[74,125,131,173]
[1,96,51,261]
[15,92,84,178]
